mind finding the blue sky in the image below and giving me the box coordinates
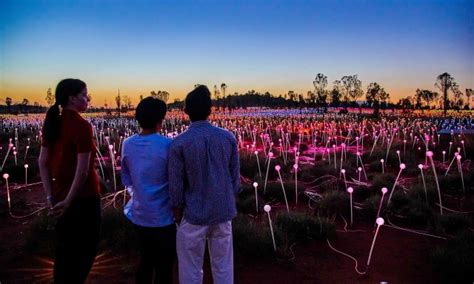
[1,0,473,105]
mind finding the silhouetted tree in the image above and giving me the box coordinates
[366,82,389,116]
[313,73,327,108]
[150,90,170,103]
[415,89,439,110]
[341,75,363,109]
[45,88,54,106]
[115,89,121,116]
[435,72,461,116]
[466,88,473,109]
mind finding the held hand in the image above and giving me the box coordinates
[50,198,72,218]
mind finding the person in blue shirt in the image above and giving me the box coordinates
[121,97,175,284]
[169,85,240,284]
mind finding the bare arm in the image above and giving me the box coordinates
[38,146,53,207]
[51,152,91,216]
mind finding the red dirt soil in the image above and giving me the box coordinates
[0,184,462,283]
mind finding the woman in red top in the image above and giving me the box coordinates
[38,78,101,284]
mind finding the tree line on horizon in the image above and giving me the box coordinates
[1,72,472,115]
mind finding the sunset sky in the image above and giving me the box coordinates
[1,0,473,106]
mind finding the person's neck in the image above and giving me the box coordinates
[140,129,156,136]
[62,105,80,112]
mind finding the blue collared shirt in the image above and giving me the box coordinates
[121,133,174,227]
[168,120,240,225]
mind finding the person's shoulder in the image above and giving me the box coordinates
[122,134,137,148]
[213,125,236,140]
[154,133,172,146]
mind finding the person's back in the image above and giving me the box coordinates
[120,97,176,284]
[122,133,173,227]
[170,120,239,225]
[169,85,240,284]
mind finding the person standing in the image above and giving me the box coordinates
[38,78,101,283]
[169,85,240,284]
[121,97,176,284]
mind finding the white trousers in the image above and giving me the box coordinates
[176,219,234,284]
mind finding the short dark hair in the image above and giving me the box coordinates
[135,97,167,129]
[184,85,212,121]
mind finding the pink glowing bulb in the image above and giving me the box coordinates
[400,163,406,170]
[341,169,346,174]
[254,151,258,155]
[108,145,114,150]
[418,164,424,170]
[275,165,281,171]
[426,151,433,157]
[264,205,272,212]
[381,187,388,194]
[268,152,274,158]
[396,150,400,154]
[457,155,462,160]
[358,167,362,171]
[376,217,385,226]
[356,151,361,156]
[3,173,9,179]
[380,159,384,163]
[347,187,354,193]
[293,164,298,170]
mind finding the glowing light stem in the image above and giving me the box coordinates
[418,165,428,205]
[294,164,299,206]
[24,164,28,187]
[457,156,465,194]
[275,166,290,213]
[427,152,443,215]
[108,145,117,192]
[264,205,277,252]
[24,145,30,161]
[347,187,354,227]
[263,153,273,194]
[375,188,388,222]
[387,164,405,205]
[253,182,259,213]
[1,146,11,171]
[369,135,379,157]
[3,174,11,211]
[445,154,458,176]
[367,218,384,268]
[254,151,262,179]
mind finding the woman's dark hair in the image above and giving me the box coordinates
[135,97,167,129]
[42,78,87,144]
[184,85,212,121]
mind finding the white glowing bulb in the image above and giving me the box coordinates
[376,217,385,226]
[380,159,384,163]
[3,173,9,179]
[341,169,346,174]
[24,164,29,168]
[418,164,424,170]
[108,145,114,150]
[264,205,271,212]
[358,167,362,171]
[253,182,258,187]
